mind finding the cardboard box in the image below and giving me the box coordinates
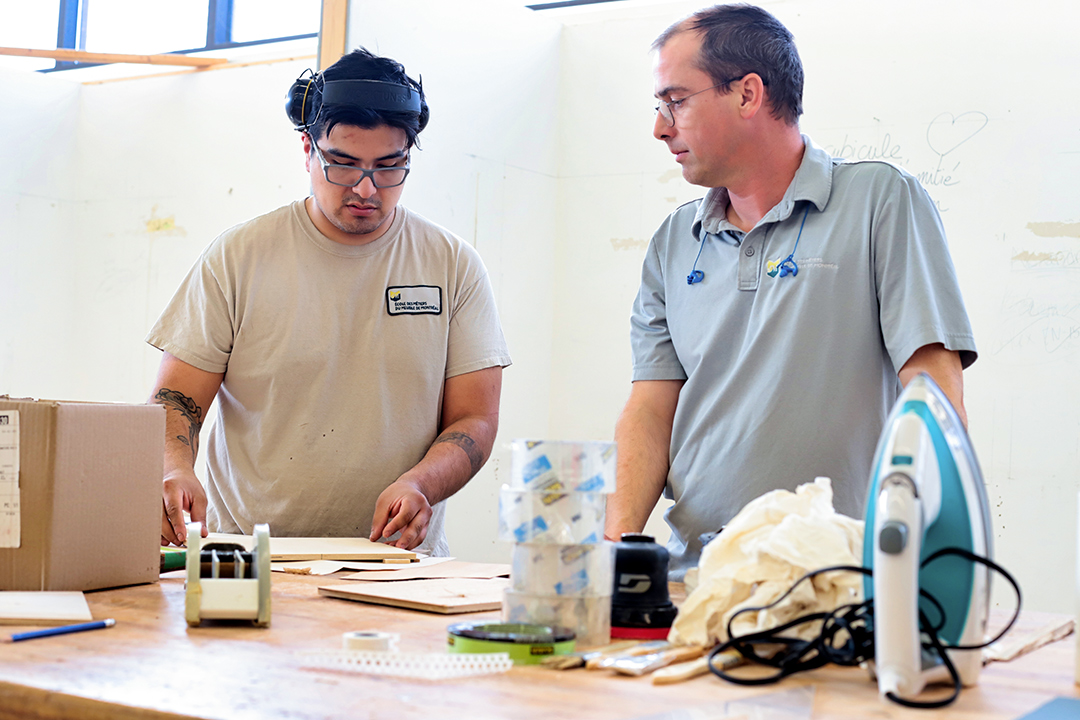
[0,397,164,591]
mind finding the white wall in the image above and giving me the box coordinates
[3,0,1079,614]
[1,55,315,402]
[73,60,316,403]
[0,68,81,398]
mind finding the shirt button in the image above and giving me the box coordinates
[745,247,755,257]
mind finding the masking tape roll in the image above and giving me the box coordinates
[343,630,399,652]
[447,622,575,665]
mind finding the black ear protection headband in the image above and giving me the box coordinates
[285,69,423,131]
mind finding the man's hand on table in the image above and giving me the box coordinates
[162,468,209,546]
[369,476,433,549]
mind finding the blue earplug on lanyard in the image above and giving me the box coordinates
[777,255,798,277]
[775,205,811,279]
[687,234,708,285]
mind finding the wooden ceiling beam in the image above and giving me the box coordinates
[0,47,227,67]
[317,0,349,71]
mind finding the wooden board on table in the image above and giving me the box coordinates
[272,556,451,576]
[333,556,452,572]
[205,533,417,562]
[319,577,508,614]
[271,560,354,576]
[341,560,509,582]
[0,592,92,626]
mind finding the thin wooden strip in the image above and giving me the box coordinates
[652,649,743,685]
[0,47,227,67]
[318,0,348,70]
[609,645,705,676]
[81,54,317,85]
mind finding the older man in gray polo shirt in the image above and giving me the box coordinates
[605,4,977,579]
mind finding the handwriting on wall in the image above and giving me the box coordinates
[994,271,1080,357]
[823,111,989,212]
[995,226,1080,355]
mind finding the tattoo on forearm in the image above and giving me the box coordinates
[154,388,203,460]
[436,431,485,476]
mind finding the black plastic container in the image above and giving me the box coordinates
[610,533,678,639]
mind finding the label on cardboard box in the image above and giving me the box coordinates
[0,411,19,548]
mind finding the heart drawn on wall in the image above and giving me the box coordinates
[926,111,989,157]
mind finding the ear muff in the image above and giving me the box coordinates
[285,69,424,132]
[285,71,322,130]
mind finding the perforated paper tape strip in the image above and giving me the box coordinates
[342,630,399,652]
[298,650,513,680]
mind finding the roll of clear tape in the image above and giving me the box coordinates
[497,486,606,544]
[502,589,612,647]
[510,542,615,596]
[343,630,399,652]
[509,439,617,493]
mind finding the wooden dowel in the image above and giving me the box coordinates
[317,0,348,71]
[0,47,227,67]
[80,54,317,86]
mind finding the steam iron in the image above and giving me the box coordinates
[862,373,992,703]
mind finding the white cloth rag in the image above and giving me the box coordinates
[669,477,865,647]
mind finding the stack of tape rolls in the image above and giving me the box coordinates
[498,440,617,646]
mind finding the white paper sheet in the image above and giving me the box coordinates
[0,411,20,548]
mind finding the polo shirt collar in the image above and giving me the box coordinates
[692,135,833,241]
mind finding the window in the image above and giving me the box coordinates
[231,0,320,44]
[83,1,212,55]
[0,0,320,73]
[0,3,60,72]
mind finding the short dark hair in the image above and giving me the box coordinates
[308,47,430,149]
[654,4,803,126]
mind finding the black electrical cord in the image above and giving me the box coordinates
[706,549,1022,710]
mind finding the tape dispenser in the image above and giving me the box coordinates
[185,522,272,627]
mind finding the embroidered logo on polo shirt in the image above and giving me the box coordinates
[797,257,839,272]
[386,285,442,315]
[766,255,798,279]
[766,256,838,278]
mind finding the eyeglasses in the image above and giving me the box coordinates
[310,142,410,188]
[654,74,750,127]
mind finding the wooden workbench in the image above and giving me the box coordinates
[0,571,1075,720]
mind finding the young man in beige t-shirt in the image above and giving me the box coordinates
[148,48,510,555]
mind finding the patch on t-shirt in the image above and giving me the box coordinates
[386,285,443,315]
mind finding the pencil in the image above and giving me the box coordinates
[10,619,116,642]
